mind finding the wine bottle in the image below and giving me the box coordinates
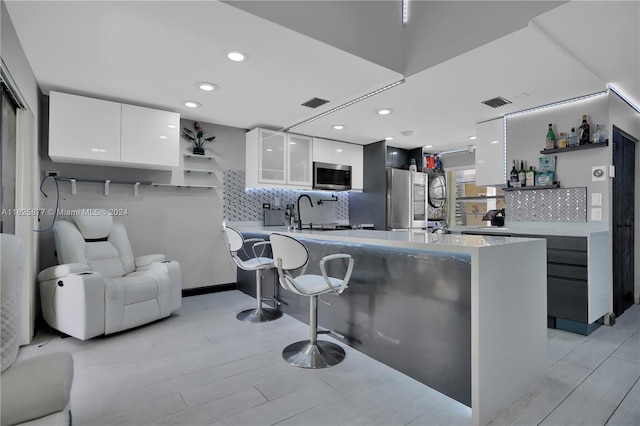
[519,160,526,186]
[545,124,556,150]
[526,166,535,187]
[510,160,519,186]
[579,115,590,145]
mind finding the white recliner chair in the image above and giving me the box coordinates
[1,233,74,426]
[38,208,182,340]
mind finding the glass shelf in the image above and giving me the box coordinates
[504,183,560,191]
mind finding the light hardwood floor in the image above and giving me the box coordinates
[18,290,640,426]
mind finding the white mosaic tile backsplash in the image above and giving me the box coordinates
[223,170,349,222]
[506,187,587,222]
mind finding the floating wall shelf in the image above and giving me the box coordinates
[184,168,216,175]
[504,183,561,191]
[151,183,216,189]
[540,141,608,155]
[184,154,215,160]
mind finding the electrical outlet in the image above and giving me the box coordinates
[44,170,59,177]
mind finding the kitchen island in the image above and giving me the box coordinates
[230,226,547,426]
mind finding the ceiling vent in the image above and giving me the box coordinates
[301,97,329,109]
[481,96,512,108]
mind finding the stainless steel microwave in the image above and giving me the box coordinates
[313,162,351,191]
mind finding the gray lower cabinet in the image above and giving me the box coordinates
[462,231,605,334]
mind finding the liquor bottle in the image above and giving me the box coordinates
[526,166,536,187]
[519,160,526,186]
[592,124,606,144]
[557,132,567,148]
[510,160,519,186]
[568,127,578,147]
[545,124,556,150]
[579,115,590,145]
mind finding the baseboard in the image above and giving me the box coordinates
[182,283,237,297]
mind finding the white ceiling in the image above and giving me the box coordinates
[4,1,639,152]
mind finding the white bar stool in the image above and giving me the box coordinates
[225,226,282,323]
[270,233,354,368]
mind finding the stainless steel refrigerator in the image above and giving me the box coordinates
[386,168,428,230]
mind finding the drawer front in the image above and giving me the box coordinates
[545,236,587,251]
[548,263,588,280]
[547,249,588,266]
[548,277,588,322]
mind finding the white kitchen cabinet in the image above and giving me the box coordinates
[312,137,334,164]
[312,137,363,191]
[312,138,351,165]
[48,91,180,169]
[475,118,505,186]
[121,104,179,169]
[287,133,312,186]
[246,128,312,189]
[49,91,121,165]
[350,143,363,190]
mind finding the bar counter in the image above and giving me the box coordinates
[230,225,547,426]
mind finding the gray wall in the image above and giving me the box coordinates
[506,93,610,222]
[38,107,246,289]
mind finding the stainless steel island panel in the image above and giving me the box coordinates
[238,231,472,406]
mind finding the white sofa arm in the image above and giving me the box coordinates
[40,272,106,340]
[136,260,182,312]
[135,254,166,267]
[0,352,73,426]
[37,263,90,282]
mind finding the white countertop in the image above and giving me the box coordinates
[449,222,608,237]
[230,225,542,255]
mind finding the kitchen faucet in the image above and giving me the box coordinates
[296,194,314,230]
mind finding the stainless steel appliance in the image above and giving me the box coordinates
[427,170,447,220]
[313,162,351,191]
[386,168,428,230]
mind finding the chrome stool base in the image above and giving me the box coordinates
[282,340,346,368]
[236,307,282,323]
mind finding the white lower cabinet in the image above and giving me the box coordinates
[48,91,179,170]
[246,128,312,189]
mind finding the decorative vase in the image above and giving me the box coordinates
[193,146,205,155]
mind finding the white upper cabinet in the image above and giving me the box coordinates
[312,138,351,165]
[49,91,121,164]
[246,128,312,189]
[350,144,363,190]
[48,91,179,169]
[313,137,363,191]
[475,118,505,186]
[287,133,312,186]
[120,104,179,168]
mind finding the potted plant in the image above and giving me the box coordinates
[182,122,216,155]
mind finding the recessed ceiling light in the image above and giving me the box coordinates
[183,100,201,108]
[468,136,477,140]
[227,51,247,62]
[384,136,395,141]
[197,82,218,91]
[401,130,415,136]
[266,148,273,152]
[490,140,499,144]
[376,108,394,115]
[159,136,167,139]
[90,148,107,153]
[424,145,433,149]
[167,124,177,129]
[333,124,345,130]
